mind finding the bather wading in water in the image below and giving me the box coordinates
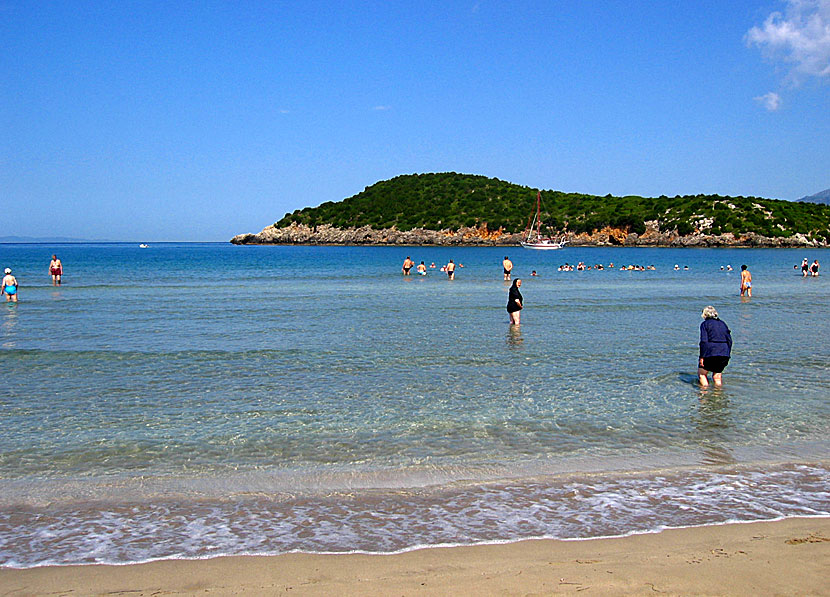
[506,278,522,325]
[698,305,732,387]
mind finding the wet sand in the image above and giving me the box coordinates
[1,517,828,596]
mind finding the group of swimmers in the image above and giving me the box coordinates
[401,256,464,279]
[1,255,64,304]
[556,262,656,271]
[797,258,820,277]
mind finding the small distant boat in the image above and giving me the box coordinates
[139,244,149,248]
[521,191,568,250]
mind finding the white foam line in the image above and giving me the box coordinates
[5,513,828,570]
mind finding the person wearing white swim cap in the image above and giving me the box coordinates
[2,268,18,303]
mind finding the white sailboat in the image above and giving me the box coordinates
[520,191,568,250]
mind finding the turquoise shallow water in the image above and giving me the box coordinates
[0,243,828,566]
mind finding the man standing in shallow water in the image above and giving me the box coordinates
[50,254,62,285]
[502,256,513,281]
[740,265,752,297]
[401,256,414,276]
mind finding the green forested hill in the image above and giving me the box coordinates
[276,173,830,240]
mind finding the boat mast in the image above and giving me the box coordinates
[536,191,542,239]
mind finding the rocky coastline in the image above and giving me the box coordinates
[231,222,828,248]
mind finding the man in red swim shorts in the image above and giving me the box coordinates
[50,254,62,285]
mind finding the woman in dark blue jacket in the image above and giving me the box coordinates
[698,305,732,387]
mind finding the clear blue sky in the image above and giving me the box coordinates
[2,1,829,241]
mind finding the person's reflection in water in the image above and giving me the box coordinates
[507,324,523,347]
[2,305,18,348]
[694,386,736,465]
[696,386,730,429]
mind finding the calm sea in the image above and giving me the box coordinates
[0,243,828,567]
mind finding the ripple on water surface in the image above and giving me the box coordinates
[1,244,829,565]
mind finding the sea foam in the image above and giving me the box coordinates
[1,462,827,568]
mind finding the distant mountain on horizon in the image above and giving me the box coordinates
[798,189,830,205]
[0,235,115,243]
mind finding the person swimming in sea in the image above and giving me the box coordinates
[417,261,427,275]
[3,268,18,303]
[810,259,820,277]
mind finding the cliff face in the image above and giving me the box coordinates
[231,223,525,246]
[231,222,827,247]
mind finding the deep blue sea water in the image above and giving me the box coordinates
[0,243,828,566]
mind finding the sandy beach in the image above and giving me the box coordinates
[1,517,827,596]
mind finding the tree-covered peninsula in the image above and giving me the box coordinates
[232,173,830,247]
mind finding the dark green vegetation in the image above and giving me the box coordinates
[277,173,830,240]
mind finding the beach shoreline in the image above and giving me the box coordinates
[2,517,828,596]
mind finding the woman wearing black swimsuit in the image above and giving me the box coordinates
[506,279,523,325]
